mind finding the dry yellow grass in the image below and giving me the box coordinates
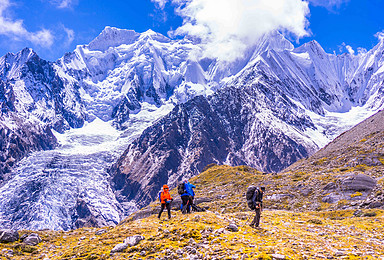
[1,165,383,259]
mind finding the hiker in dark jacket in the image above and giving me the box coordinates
[181,180,196,214]
[158,184,173,219]
[250,187,265,228]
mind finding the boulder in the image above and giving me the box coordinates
[23,233,42,246]
[0,229,19,243]
[111,243,128,253]
[341,174,376,192]
[95,229,107,235]
[367,201,383,209]
[227,223,239,232]
[110,235,144,254]
[322,193,342,203]
[124,235,145,247]
[271,254,286,260]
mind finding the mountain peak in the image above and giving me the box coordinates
[293,40,327,58]
[263,31,294,51]
[0,47,39,69]
[298,40,324,52]
[87,26,140,51]
[139,29,170,43]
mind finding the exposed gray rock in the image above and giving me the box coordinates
[0,229,19,243]
[1,248,13,257]
[110,235,144,254]
[367,201,383,208]
[353,210,363,217]
[124,235,145,247]
[323,182,337,191]
[23,233,42,246]
[321,174,377,204]
[299,188,312,196]
[111,243,128,253]
[95,229,107,235]
[271,254,286,260]
[322,193,342,203]
[341,174,376,192]
[184,246,197,254]
[227,223,239,232]
[269,194,294,201]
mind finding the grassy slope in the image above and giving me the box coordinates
[1,165,383,259]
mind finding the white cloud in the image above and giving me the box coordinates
[0,0,54,47]
[63,26,75,46]
[152,0,168,9]
[308,0,349,9]
[339,42,364,56]
[58,0,72,8]
[153,0,310,61]
[49,0,76,9]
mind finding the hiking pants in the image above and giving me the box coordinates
[158,202,171,219]
[181,195,193,213]
[251,206,261,227]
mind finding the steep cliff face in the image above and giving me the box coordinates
[0,48,86,178]
[111,96,231,207]
[111,75,317,207]
[0,116,56,178]
[0,48,86,133]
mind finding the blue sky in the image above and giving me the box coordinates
[0,0,383,61]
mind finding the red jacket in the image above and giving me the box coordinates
[160,185,172,204]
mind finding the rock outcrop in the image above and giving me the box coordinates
[0,230,19,243]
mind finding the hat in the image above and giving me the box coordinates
[163,184,169,189]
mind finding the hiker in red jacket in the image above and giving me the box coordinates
[158,184,173,219]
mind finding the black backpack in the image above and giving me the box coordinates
[191,204,206,212]
[246,186,258,210]
[178,183,186,195]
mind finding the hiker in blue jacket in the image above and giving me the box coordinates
[181,180,196,214]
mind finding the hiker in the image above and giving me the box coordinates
[180,180,195,214]
[249,186,265,228]
[158,184,173,219]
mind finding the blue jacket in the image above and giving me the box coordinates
[184,182,196,197]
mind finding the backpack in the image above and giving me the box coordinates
[191,204,206,212]
[246,186,257,210]
[158,191,162,203]
[177,183,186,195]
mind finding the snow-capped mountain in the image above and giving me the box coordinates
[1,26,384,230]
[110,32,384,208]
